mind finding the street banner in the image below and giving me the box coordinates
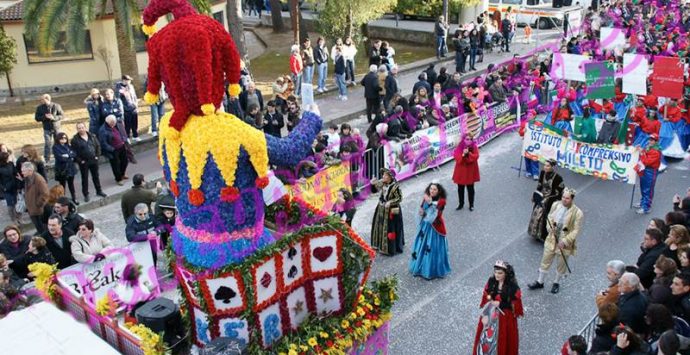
[56,242,159,308]
[585,62,615,99]
[652,56,684,99]
[287,160,352,211]
[600,27,626,50]
[551,53,589,82]
[522,122,640,184]
[383,102,519,181]
[622,53,648,96]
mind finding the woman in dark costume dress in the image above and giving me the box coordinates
[527,159,564,242]
[370,168,404,255]
[473,261,523,355]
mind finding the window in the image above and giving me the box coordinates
[23,31,93,64]
[133,26,148,53]
[503,0,523,5]
[213,11,225,27]
[489,0,500,4]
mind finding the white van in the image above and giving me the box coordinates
[488,0,585,29]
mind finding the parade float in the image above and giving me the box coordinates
[25,0,396,354]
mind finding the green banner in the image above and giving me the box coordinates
[585,62,615,99]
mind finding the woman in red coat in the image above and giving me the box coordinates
[473,261,523,355]
[452,134,480,211]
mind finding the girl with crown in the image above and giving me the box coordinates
[473,261,523,355]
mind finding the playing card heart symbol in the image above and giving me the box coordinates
[260,272,272,288]
[486,326,494,338]
[313,246,333,262]
[288,247,297,260]
[288,265,298,278]
[482,343,489,353]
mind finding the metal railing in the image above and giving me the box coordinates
[577,313,600,349]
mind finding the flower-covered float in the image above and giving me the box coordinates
[136,0,395,353]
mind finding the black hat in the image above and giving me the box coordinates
[56,196,72,206]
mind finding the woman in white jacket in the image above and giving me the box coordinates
[342,36,358,85]
[70,219,113,263]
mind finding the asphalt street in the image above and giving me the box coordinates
[86,131,690,354]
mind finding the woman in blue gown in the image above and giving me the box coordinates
[409,182,451,280]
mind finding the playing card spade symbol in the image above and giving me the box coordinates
[288,247,297,260]
[261,272,272,288]
[288,265,298,278]
[214,286,236,304]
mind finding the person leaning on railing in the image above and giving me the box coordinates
[596,260,626,308]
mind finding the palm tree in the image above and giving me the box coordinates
[22,0,211,87]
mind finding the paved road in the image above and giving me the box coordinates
[80,132,690,353]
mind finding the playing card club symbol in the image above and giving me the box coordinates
[313,246,333,262]
[260,272,272,288]
[214,286,236,304]
[287,247,297,260]
[288,265,298,278]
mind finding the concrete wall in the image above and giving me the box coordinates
[1,2,230,97]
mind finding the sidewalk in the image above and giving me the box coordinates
[1,25,561,230]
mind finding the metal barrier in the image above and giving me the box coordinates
[577,313,600,349]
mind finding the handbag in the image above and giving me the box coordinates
[125,143,138,164]
[15,192,26,213]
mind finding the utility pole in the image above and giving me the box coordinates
[443,0,449,21]
[291,0,300,44]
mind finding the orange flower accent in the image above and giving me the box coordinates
[220,186,240,203]
[170,180,180,197]
[188,188,205,206]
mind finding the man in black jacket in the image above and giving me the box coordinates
[671,272,690,323]
[617,272,649,334]
[635,228,667,289]
[239,81,264,113]
[361,65,381,123]
[71,122,106,202]
[369,40,383,67]
[53,197,84,234]
[424,64,438,87]
[384,65,400,111]
[42,214,75,270]
[501,17,513,52]
[263,101,284,137]
[35,94,64,161]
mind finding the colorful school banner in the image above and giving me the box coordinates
[286,160,352,212]
[622,53,648,96]
[383,102,519,180]
[522,122,640,185]
[585,62,615,99]
[652,56,684,99]
[551,53,590,82]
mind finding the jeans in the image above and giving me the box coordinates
[524,157,540,176]
[304,65,314,85]
[436,36,447,57]
[502,32,510,51]
[469,48,477,69]
[293,72,303,96]
[79,161,103,196]
[455,51,467,73]
[150,103,165,133]
[43,129,56,161]
[640,168,658,212]
[317,63,328,90]
[124,111,139,138]
[345,60,355,83]
[335,73,347,96]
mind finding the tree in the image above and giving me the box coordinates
[315,0,397,45]
[0,26,18,97]
[226,0,248,61]
[22,0,211,89]
[289,0,308,44]
[269,0,286,32]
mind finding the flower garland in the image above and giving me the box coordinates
[125,322,165,355]
[27,262,58,302]
[270,277,398,355]
[95,293,117,317]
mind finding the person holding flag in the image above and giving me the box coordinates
[635,134,662,215]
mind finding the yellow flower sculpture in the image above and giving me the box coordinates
[158,110,269,191]
[126,323,164,355]
[27,262,57,301]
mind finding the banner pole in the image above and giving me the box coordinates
[517,154,523,178]
[629,183,636,209]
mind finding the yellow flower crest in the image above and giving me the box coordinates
[28,262,57,300]
[158,111,269,190]
[95,294,117,317]
[125,322,164,355]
